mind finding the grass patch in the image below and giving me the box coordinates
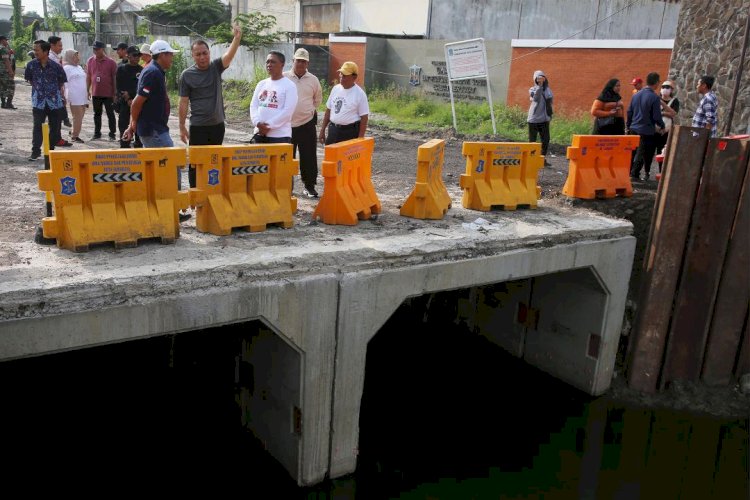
[368,84,591,144]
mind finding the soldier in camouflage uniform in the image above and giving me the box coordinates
[0,35,16,109]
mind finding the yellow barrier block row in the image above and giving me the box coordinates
[562,135,640,199]
[189,144,299,235]
[313,137,381,225]
[400,139,452,219]
[37,147,189,252]
[460,142,543,211]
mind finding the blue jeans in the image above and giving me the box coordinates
[139,129,174,148]
[139,129,179,188]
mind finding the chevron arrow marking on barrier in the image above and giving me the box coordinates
[232,165,269,175]
[92,172,143,183]
[492,158,521,166]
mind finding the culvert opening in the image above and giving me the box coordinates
[357,270,609,492]
[0,320,302,485]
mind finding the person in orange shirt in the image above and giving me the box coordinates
[591,78,625,135]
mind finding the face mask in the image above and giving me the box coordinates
[661,88,671,98]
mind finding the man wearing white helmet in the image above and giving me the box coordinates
[123,40,190,221]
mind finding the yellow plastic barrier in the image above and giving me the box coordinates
[562,135,640,199]
[37,148,189,252]
[189,144,298,235]
[400,139,452,219]
[312,137,381,225]
[460,142,543,211]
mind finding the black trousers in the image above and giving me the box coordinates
[528,121,550,156]
[92,96,116,136]
[325,121,360,145]
[32,107,62,155]
[292,115,318,190]
[188,123,226,188]
[631,134,658,178]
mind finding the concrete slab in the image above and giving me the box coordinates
[0,202,633,485]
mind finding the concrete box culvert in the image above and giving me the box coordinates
[0,205,634,485]
[330,239,633,479]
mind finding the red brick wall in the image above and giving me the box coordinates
[507,47,672,117]
[328,42,367,87]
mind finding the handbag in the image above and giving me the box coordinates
[596,116,614,128]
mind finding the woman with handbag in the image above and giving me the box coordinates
[591,79,625,135]
[655,80,680,155]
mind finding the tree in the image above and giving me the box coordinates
[204,12,282,51]
[48,0,70,17]
[142,0,229,35]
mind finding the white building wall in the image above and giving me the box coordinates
[342,0,429,35]
[240,0,298,32]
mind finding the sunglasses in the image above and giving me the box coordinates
[661,85,672,89]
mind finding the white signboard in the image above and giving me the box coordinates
[443,38,496,134]
[444,39,488,80]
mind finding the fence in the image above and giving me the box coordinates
[628,126,749,392]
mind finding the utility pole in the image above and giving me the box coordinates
[94,0,100,41]
[42,0,48,28]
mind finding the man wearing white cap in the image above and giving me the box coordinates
[123,40,178,147]
[139,44,152,66]
[123,40,190,221]
[284,47,323,197]
[318,61,369,145]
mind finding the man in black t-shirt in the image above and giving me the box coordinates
[116,46,143,148]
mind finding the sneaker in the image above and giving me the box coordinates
[28,152,41,161]
[108,133,117,141]
[56,139,73,147]
[91,134,102,140]
[178,212,192,223]
[71,137,85,144]
[302,187,319,198]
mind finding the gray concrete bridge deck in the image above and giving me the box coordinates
[0,202,634,485]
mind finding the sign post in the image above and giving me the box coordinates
[444,38,496,135]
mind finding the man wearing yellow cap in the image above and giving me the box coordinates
[318,61,369,145]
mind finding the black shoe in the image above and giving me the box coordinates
[178,212,192,222]
[302,187,319,198]
[63,120,72,127]
[28,152,41,161]
[109,133,117,141]
[71,137,85,144]
[133,141,143,149]
[91,134,102,140]
[4,103,16,110]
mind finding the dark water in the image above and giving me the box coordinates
[0,302,747,497]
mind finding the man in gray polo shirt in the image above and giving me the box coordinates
[178,23,242,188]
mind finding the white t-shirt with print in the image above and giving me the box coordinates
[326,84,369,126]
[250,76,298,138]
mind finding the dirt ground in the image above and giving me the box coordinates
[1,77,747,417]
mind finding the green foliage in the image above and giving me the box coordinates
[366,83,590,144]
[46,15,84,32]
[204,12,282,50]
[164,42,189,92]
[47,0,69,16]
[143,0,230,35]
[11,16,39,62]
[221,64,267,121]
